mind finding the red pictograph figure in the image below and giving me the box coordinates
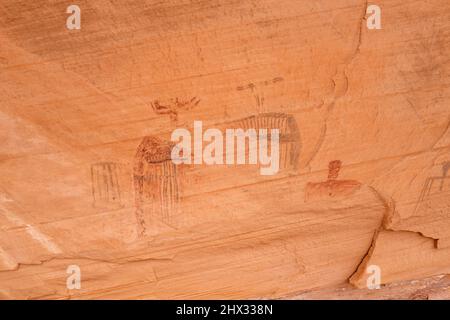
[305,160,362,202]
[133,136,180,237]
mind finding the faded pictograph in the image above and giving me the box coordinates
[231,113,301,170]
[134,136,180,237]
[91,162,122,209]
[234,77,301,170]
[236,77,283,114]
[305,160,362,202]
[151,97,200,122]
[414,162,450,215]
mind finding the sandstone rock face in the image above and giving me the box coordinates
[0,0,449,299]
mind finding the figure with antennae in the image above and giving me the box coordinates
[236,77,283,114]
[234,77,301,170]
[414,161,450,215]
[151,97,200,122]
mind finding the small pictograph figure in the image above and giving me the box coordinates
[236,77,283,114]
[414,161,450,215]
[305,160,362,202]
[91,162,122,209]
[151,97,200,122]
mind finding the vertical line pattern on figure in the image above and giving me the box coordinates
[104,163,110,201]
[134,136,179,233]
[441,162,450,191]
[114,163,121,203]
[106,163,115,201]
[235,113,300,169]
[133,144,147,235]
[143,160,178,224]
[91,162,122,206]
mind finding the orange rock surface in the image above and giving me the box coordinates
[0,0,449,299]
